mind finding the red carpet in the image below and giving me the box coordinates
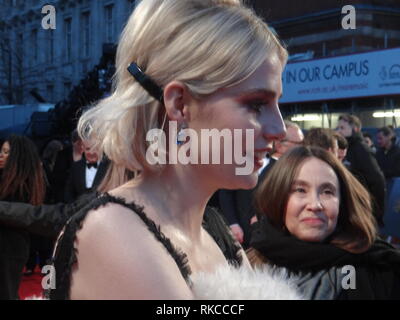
[18,267,44,299]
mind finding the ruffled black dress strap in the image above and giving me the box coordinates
[46,193,192,300]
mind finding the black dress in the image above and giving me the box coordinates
[47,193,242,299]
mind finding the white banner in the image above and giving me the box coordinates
[280,47,400,103]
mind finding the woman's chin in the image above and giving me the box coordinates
[234,173,258,190]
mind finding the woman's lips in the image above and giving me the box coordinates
[301,218,324,225]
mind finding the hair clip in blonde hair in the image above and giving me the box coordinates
[128,62,164,103]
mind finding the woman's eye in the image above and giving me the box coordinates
[322,189,334,195]
[246,101,265,113]
[293,187,306,193]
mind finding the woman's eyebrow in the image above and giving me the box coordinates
[292,179,309,186]
[236,89,281,100]
[320,182,337,190]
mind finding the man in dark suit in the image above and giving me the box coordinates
[336,114,386,226]
[219,120,304,248]
[64,139,109,203]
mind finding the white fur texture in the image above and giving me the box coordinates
[191,264,303,300]
[25,266,302,300]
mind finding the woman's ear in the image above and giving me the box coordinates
[163,81,191,123]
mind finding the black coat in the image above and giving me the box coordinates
[345,132,386,225]
[0,192,95,238]
[250,217,400,300]
[0,192,95,299]
[0,195,30,300]
[64,156,109,203]
[375,144,400,179]
[219,158,276,248]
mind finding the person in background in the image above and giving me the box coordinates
[375,126,400,179]
[219,120,303,247]
[0,135,46,299]
[64,137,110,203]
[333,132,348,164]
[336,114,386,226]
[51,130,84,203]
[363,132,376,154]
[303,127,338,157]
[388,125,400,148]
[248,146,400,299]
[270,120,304,160]
[24,139,63,275]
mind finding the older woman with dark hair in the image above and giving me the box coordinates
[0,134,46,299]
[247,146,400,299]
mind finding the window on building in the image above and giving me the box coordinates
[16,32,23,63]
[47,84,54,102]
[104,4,114,43]
[31,28,38,63]
[47,30,55,63]
[64,81,71,98]
[81,11,90,58]
[64,18,72,62]
[125,0,137,20]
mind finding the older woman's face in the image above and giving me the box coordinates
[0,141,10,169]
[285,157,340,242]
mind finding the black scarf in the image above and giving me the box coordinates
[250,217,400,299]
[250,217,400,272]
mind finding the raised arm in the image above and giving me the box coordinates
[0,193,95,237]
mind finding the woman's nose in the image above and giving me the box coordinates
[307,193,323,211]
[262,104,286,142]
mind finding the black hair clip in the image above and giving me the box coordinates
[127,62,164,103]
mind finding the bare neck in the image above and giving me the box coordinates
[122,165,215,241]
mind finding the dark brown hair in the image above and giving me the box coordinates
[0,135,46,205]
[338,114,361,130]
[303,128,336,151]
[255,146,377,253]
[334,132,348,149]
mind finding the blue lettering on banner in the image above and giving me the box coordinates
[286,61,369,84]
[280,47,400,103]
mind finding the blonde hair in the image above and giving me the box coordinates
[78,0,287,175]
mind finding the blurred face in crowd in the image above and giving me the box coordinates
[330,139,339,159]
[336,120,353,138]
[83,139,99,164]
[337,147,347,162]
[364,136,373,148]
[285,157,340,242]
[73,139,84,154]
[376,131,391,150]
[0,141,10,169]
[276,126,304,156]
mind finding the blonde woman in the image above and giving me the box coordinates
[47,0,301,300]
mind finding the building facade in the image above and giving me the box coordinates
[1,0,399,130]
[251,0,400,129]
[0,0,137,105]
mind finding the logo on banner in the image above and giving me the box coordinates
[379,67,388,81]
[389,65,400,80]
[379,65,400,81]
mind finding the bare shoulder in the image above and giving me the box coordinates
[70,202,193,299]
